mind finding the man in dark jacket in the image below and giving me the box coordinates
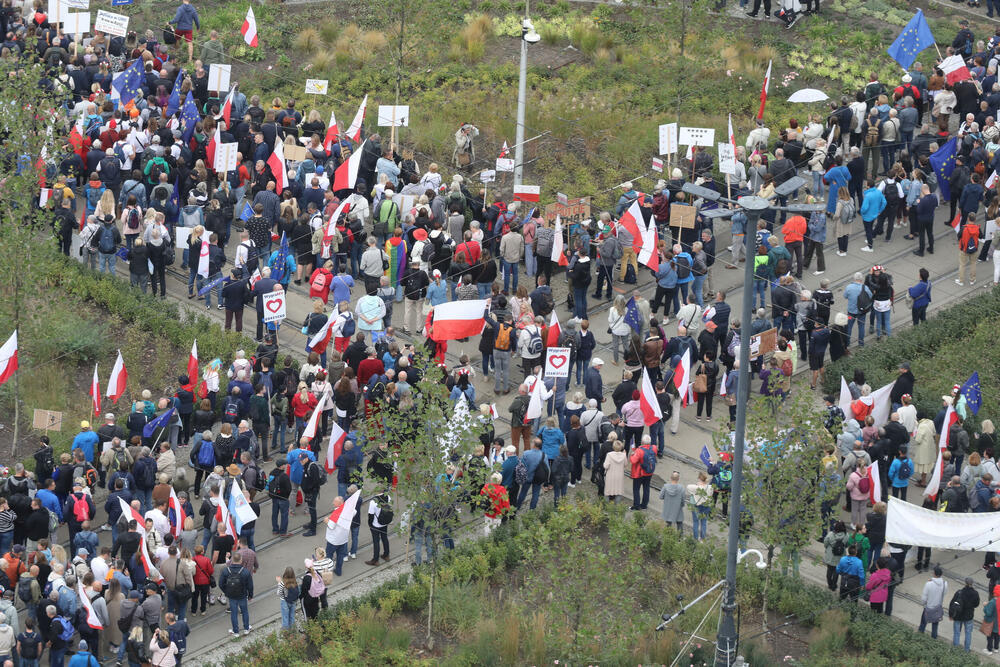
[299,453,323,536]
[54,198,76,256]
[24,498,51,549]
[400,261,429,335]
[219,551,254,636]
[584,358,604,405]
[568,249,592,319]
[267,465,291,536]
[950,577,981,651]
[222,270,248,332]
[251,268,278,341]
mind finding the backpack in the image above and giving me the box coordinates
[857,476,871,494]
[380,506,394,525]
[558,331,577,360]
[514,459,529,485]
[113,448,128,472]
[341,313,356,337]
[494,323,513,351]
[949,591,966,620]
[832,537,846,557]
[882,181,900,206]
[865,120,881,147]
[420,241,434,263]
[223,566,245,599]
[726,332,741,359]
[125,207,141,231]
[525,327,543,357]
[780,358,793,377]
[146,158,162,183]
[18,631,40,659]
[197,441,216,468]
[964,226,980,254]
[55,616,75,642]
[713,467,732,490]
[898,458,913,480]
[283,582,300,603]
[310,270,330,293]
[223,398,240,422]
[17,577,33,603]
[98,224,116,253]
[308,461,328,487]
[856,287,873,315]
[640,447,657,475]
[137,458,156,489]
[692,256,707,276]
[532,458,549,484]
[73,463,98,488]
[675,255,691,280]
[48,509,59,533]
[240,242,259,276]
[254,465,268,490]
[265,472,278,494]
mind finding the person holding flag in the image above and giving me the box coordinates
[325,491,361,575]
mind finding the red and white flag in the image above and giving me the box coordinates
[513,184,540,203]
[118,498,156,577]
[206,126,220,172]
[987,171,998,189]
[728,113,736,150]
[545,310,561,347]
[323,109,340,153]
[757,60,772,120]
[938,404,958,450]
[216,495,238,539]
[218,86,236,129]
[328,489,361,531]
[525,373,545,424]
[672,349,691,407]
[939,55,972,85]
[168,486,186,538]
[187,340,199,388]
[924,448,945,502]
[950,212,962,234]
[499,141,510,158]
[346,95,368,143]
[321,199,350,259]
[489,403,499,420]
[249,268,262,288]
[333,138,366,192]
[307,317,335,355]
[197,239,211,278]
[617,199,659,271]
[867,460,882,505]
[105,350,127,403]
[0,330,17,386]
[430,299,488,341]
[267,137,288,194]
[89,363,101,415]
[241,7,258,47]
[76,580,103,630]
[301,389,329,441]
[551,215,569,267]
[325,419,347,473]
[639,368,662,426]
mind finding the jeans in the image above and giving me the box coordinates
[516,482,542,509]
[873,310,890,337]
[326,540,348,574]
[692,506,710,540]
[481,351,493,377]
[203,272,223,307]
[0,531,12,555]
[413,526,434,565]
[49,648,66,667]
[167,590,189,620]
[752,282,767,310]
[502,260,518,292]
[691,275,706,306]
[99,252,117,274]
[350,523,360,555]
[573,286,588,319]
[631,476,651,509]
[477,283,491,299]
[611,333,630,364]
[811,171,824,197]
[553,481,569,507]
[953,619,974,650]
[649,421,664,455]
[271,497,289,533]
[846,313,865,345]
[594,263,614,298]
[270,420,286,459]
[862,218,875,249]
[135,487,153,514]
[918,609,939,638]
[130,272,149,292]
[525,250,537,277]
[281,598,296,629]
[493,350,511,393]
[304,491,318,531]
[229,596,250,633]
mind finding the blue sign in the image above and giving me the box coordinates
[111,0,133,6]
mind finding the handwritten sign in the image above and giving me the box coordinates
[544,196,591,226]
[304,79,328,95]
[718,142,736,176]
[496,157,515,173]
[670,203,696,229]
[479,169,495,183]
[659,122,678,155]
[94,9,128,37]
[679,126,715,147]
[214,142,238,173]
[750,327,778,360]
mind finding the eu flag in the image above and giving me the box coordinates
[165,70,184,119]
[960,371,982,415]
[270,232,290,283]
[239,201,254,222]
[111,58,145,106]
[929,137,959,202]
[887,10,935,70]
[624,296,642,333]
[167,181,180,225]
[143,407,176,438]
[180,92,200,144]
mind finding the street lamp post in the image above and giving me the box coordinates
[513,10,539,188]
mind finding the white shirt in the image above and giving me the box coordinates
[145,508,170,538]
[368,500,386,529]
[346,193,370,223]
[89,555,110,583]
[235,239,255,269]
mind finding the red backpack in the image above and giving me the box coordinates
[310,270,330,293]
[71,494,89,523]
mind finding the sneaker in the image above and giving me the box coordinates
[836,251,847,257]
[860,245,873,252]
[956,279,965,286]
[99,523,112,531]
[218,304,224,310]
[228,629,237,636]
[349,553,357,559]
[568,482,576,488]
[971,279,977,285]
[812,270,824,275]
[302,530,316,537]
[244,626,253,635]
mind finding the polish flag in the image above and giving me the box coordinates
[105,350,127,403]
[639,368,662,426]
[728,113,736,151]
[325,419,347,473]
[321,199,350,259]
[216,494,238,538]
[267,137,288,194]
[672,349,691,407]
[950,212,962,235]
[939,55,972,85]
[218,86,236,129]
[489,403,499,420]
[513,185,540,203]
[525,373,545,424]
[168,486,186,538]
[323,109,340,153]
[328,489,361,531]
[545,310,561,347]
[924,448,945,502]
[206,126,220,172]
[76,580,103,630]
[307,317,335,355]
[617,199,659,271]
[241,7,258,47]
[302,387,331,440]
[430,299,488,341]
[197,239,210,278]
[118,498,156,578]
[79,205,86,232]
[499,141,510,158]
[757,60,772,120]
[187,340,199,390]
[938,404,958,450]
[249,268,262,288]
[345,94,368,143]
[89,363,101,415]
[333,138,366,192]
[987,171,998,189]
[551,215,569,267]
[866,460,882,505]
[0,331,17,386]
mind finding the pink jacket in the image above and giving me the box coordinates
[846,470,870,501]
[865,567,892,603]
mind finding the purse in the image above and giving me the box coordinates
[175,560,193,600]
[693,372,708,394]
[982,619,993,636]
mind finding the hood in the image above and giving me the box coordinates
[576,255,590,264]
[663,483,683,497]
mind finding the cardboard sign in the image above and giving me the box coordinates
[679,126,715,147]
[304,79,328,95]
[479,169,495,183]
[496,157,515,172]
[544,347,571,378]
[94,9,128,37]
[670,203,696,229]
[262,290,286,323]
[32,409,63,431]
[659,122,678,155]
[651,157,663,172]
[718,142,736,176]
[377,105,410,127]
[214,142,238,172]
[208,64,231,93]
[750,327,778,360]
[283,144,309,162]
[544,196,591,225]
[63,12,90,35]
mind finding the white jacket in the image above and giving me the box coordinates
[921,577,948,609]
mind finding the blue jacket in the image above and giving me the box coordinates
[286,448,315,484]
[824,166,851,213]
[656,262,677,288]
[974,480,993,512]
[584,366,603,403]
[36,488,63,520]
[68,651,99,667]
[500,456,518,487]
[731,210,747,237]
[887,457,911,488]
[538,426,565,461]
[72,431,99,463]
[836,555,866,584]
[333,446,362,484]
[859,187,886,222]
[521,448,545,480]
[842,283,871,315]
[73,530,99,558]
[959,182,985,214]
[427,281,448,306]
[170,3,200,30]
[908,280,931,309]
[806,211,827,243]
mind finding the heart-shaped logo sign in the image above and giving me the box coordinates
[549,354,568,369]
[265,298,284,313]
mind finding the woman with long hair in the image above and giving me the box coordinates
[276,566,300,630]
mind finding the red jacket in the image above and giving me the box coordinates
[357,358,385,387]
[782,216,807,244]
[480,483,510,518]
[629,444,656,478]
[291,391,318,418]
[959,224,981,253]
[192,554,214,586]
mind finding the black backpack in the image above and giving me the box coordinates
[856,287,873,315]
[223,566,245,599]
[240,242,259,276]
[253,465,267,490]
[949,591,966,619]
[882,181,900,206]
[532,457,549,485]
[223,398,240,423]
[380,505,394,525]
[17,577,33,603]
[831,537,846,557]
[675,256,691,280]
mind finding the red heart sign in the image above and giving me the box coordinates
[265,298,284,313]
[549,354,568,369]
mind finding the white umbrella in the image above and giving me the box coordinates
[787,88,829,103]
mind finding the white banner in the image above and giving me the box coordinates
[94,9,128,37]
[886,496,1000,551]
[304,79,328,95]
[377,105,410,127]
[679,126,715,147]
[658,122,678,155]
[214,142,238,173]
[208,64,231,93]
[496,157,515,173]
[718,142,736,175]
[63,12,90,35]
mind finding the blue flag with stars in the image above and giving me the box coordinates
[624,296,642,333]
[165,71,184,119]
[960,371,982,415]
[143,407,176,438]
[111,58,145,106]
[180,92,200,144]
[239,201,254,222]
[929,137,958,202]
[887,10,935,70]
[270,232,290,284]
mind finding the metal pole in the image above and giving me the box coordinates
[714,196,769,667]
[513,26,528,188]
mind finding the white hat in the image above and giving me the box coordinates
[432,269,442,278]
[591,357,604,367]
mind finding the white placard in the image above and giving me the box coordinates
[304,79,328,95]
[556,192,568,206]
[718,142,736,176]
[495,157,514,172]
[262,290,286,323]
[377,105,410,127]
[651,157,663,172]
[392,193,416,216]
[679,126,715,147]
[658,122,678,155]
[987,218,998,240]
[49,0,88,25]
[214,142,238,173]
[479,169,495,183]
[94,9,128,37]
[544,347,571,379]
[174,227,191,249]
[63,12,91,35]
[208,64,232,93]
[39,188,52,207]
